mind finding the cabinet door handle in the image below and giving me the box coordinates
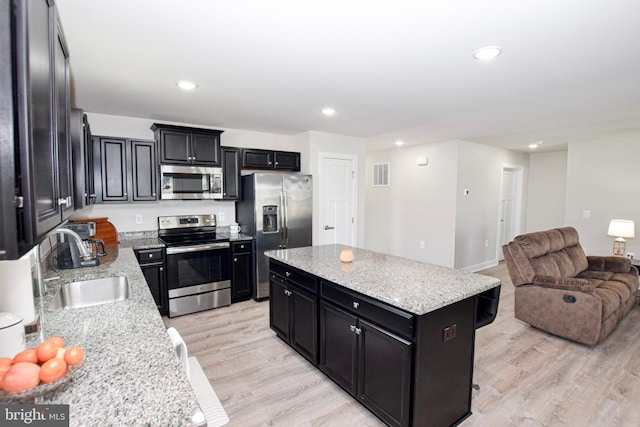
[355,327,361,335]
[284,289,292,297]
[350,325,356,333]
[57,198,69,207]
[352,302,359,309]
[324,225,335,230]
[159,267,163,271]
[285,271,291,277]
[234,257,238,262]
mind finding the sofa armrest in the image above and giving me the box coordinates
[532,275,596,293]
[587,255,633,273]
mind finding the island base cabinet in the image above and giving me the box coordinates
[269,274,318,364]
[319,302,358,394]
[412,296,476,427]
[320,301,412,427]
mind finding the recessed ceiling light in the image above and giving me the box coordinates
[528,143,539,149]
[395,140,404,146]
[473,46,502,61]
[176,80,198,90]
[321,107,336,116]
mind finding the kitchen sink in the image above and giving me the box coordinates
[49,276,130,310]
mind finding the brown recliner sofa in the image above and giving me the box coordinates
[502,226,638,345]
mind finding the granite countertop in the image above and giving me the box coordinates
[8,245,204,426]
[265,244,501,316]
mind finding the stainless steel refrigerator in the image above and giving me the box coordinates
[236,173,312,300]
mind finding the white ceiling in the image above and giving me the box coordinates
[55,0,640,153]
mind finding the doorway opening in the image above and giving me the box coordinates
[497,164,524,261]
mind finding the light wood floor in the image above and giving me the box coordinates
[165,263,640,426]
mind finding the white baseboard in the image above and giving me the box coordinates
[461,258,499,272]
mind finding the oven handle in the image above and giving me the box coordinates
[166,242,230,254]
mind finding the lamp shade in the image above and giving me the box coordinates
[607,219,635,238]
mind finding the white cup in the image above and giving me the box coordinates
[230,223,241,234]
[0,312,25,358]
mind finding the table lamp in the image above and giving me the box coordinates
[607,219,635,256]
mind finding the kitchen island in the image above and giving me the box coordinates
[266,244,501,427]
[3,246,204,426]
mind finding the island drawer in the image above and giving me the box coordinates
[321,281,414,340]
[270,261,317,293]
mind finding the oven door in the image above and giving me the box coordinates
[165,242,231,316]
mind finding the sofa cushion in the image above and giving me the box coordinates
[516,227,588,279]
[576,270,636,320]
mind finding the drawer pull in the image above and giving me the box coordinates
[285,271,291,277]
[353,302,359,309]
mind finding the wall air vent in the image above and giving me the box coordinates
[372,163,390,187]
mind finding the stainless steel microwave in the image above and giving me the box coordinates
[160,165,223,200]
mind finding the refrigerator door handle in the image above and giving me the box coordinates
[279,192,285,248]
[283,191,289,248]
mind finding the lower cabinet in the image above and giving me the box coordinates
[268,259,479,427]
[269,266,318,364]
[231,240,253,302]
[319,301,412,427]
[135,248,167,315]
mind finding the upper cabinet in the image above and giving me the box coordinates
[151,123,222,166]
[221,147,241,200]
[93,136,157,203]
[71,109,95,209]
[242,148,301,171]
[0,0,73,259]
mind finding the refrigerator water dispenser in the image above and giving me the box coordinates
[263,205,278,232]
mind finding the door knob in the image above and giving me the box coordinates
[324,225,335,230]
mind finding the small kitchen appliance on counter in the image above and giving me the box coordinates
[158,214,231,317]
[0,312,25,358]
[56,224,106,269]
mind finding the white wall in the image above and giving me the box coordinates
[454,141,528,270]
[365,141,459,267]
[75,112,300,232]
[525,151,567,232]
[564,135,640,256]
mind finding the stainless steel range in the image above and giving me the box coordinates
[158,214,231,317]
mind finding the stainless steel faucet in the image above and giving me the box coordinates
[55,227,94,260]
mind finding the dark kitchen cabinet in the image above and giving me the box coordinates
[269,262,318,364]
[71,110,95,208]
[1,0,73,259]
[53,17,73,223]
[95,137,128,202]
[130,140,157,201]
[135,248,167,315]
[221,147,241,200]
[242,148,301,171]
[270,257,481,427]
[319,299,412,427]
[93,136,157,203]
[231,240,253,302]
[152,123,222,166]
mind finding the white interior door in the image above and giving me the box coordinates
[498,166,523,260]
[319,154,356,246]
